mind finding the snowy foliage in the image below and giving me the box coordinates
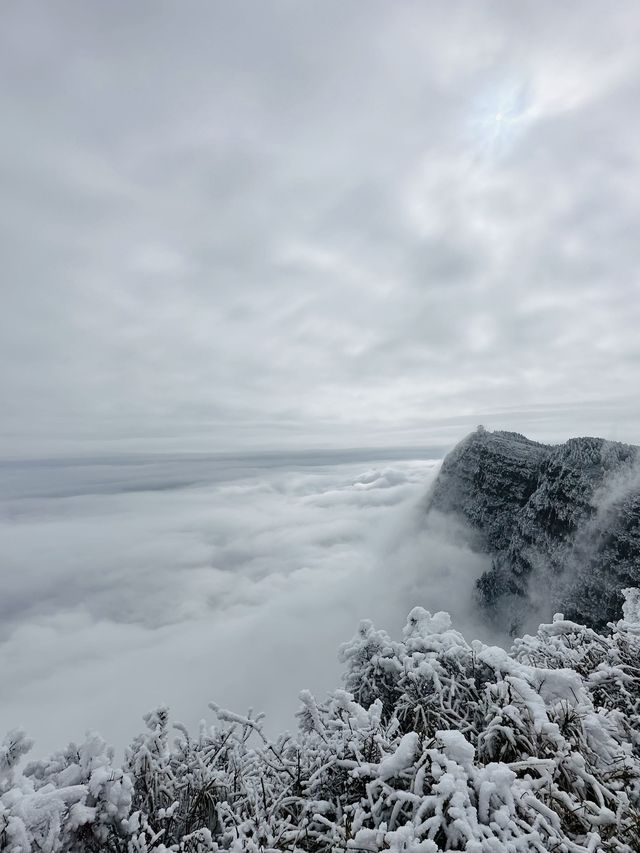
[2,591,640,852]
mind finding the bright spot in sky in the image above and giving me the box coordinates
[469,79,529,158]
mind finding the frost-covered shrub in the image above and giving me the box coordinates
[0,728,114,853]
[3,590,640,851]
[23,731,133,851]
[513,592,640,760]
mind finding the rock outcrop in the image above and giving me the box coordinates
[426,427,640,632]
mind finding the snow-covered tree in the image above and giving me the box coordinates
[3,589,640,851]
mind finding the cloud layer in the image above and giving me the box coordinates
[2,3,640,455]
[0,452,496,757]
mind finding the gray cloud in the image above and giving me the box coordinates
[2,2,640,455]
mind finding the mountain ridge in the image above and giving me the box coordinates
[426,427,640,632]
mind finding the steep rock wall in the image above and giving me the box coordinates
[426,427,640,631]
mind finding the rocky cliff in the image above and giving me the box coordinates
[426,427,640,633]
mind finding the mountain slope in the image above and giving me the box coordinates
[426,427,640,632]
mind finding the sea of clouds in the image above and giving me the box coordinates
[0,449,496,758]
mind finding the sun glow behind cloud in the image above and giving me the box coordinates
[469,79,529,159]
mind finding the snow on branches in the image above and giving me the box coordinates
[2,590,640,852]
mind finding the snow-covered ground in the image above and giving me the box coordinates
[0,450,494,758]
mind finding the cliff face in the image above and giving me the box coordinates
[426,427,640,632]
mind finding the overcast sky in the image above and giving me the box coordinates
[2,1,640,458]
